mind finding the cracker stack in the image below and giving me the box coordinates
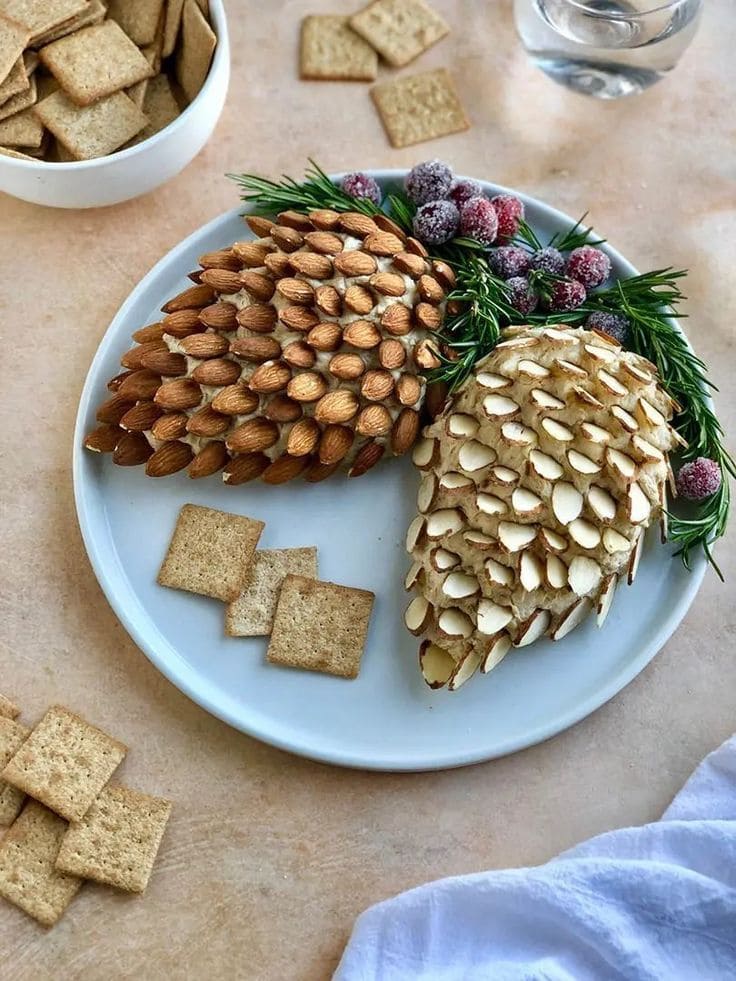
[85,210,449,485]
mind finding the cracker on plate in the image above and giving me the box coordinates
[34,88,148,159]
[0,103,43,146]
[158,504,264,603]
[39,20,154,106]
[0,800,82,927]
[0,716,29,826]
[175,0,216,103]
[300,15,378,82]
[56,784,172,893]
[0,12,29,84]
[0,693,20,719]
[350,0,449,68]
[1,705,127,822]
[0,69,35,122]
[267,575,375,679]
[371,67,469,148]
[226,547,319,637]
[30,0,107,49]
[106,0,166,47]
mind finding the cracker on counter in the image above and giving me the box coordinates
[0,800,82,927]
[0,103,43,146]
[0,13,30,84]
[106,0,166,47]
[162,0,185,58]
[56,784,172,893]
[0,0,88,42]
[0,55,29,104]
[134,71,179,140]
[300,16,378,82]
[371,67,469,148]
[267,575,375,679]
[175,0,216,103]
[30,0,107,49]
[1,705,127,822]
[39,20,154,107]
[226,547,319,637]
[157,504,265,603]
[0,693,20,719]
[0,716,29,826]
[0,69,35,121]
[350,0,449,68]
[34,89,148,159]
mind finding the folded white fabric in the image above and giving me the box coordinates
[336,735,736,981]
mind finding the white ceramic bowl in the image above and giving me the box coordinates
[0,0,229,209]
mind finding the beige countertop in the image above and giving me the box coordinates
[1,1,734,977]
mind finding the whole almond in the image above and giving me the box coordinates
[369,272,405,297]
[380,303,412,336]
[374,213,407,241]
[264,394,302,423]
[230,336,282,363]
[339,212,378,237]
[288,252,333,279]
[264,252,292,277]
[348,440,384,478]
[118,369,162,401]
[344,284,374,314]
[180,332,229,358]
[198,248,241,271]
[304,231,343,255]
[154,378,202,410]
[201,268,244,294]
[241,271,275,302]
[161,284,215,313]
[415,303,442,332]
[356,404,392,437]
[237,303,277,333]
[84,424,121,453]
[418,274,445,305]
[187,404,230,437]
[261,453,309,485]
[277,210,314,231]
[432,259,456,290]
[314,389,359,424]
[212,383,259,416]
[305,459,340,483]
[328,352,364,380]
[363,231,404,257]
[151,412,188,441]
[413,338,441,369]
[120,400,163,432]
[405,236,429,258]
[306,321,341,352]
[319,425,354,464]
[120,340,167,370]
[282,341,316,369]
[232,240,272,267]
[276,278,314,306]
[188,441,228,479]
[133,322,165,344]
[279,306,319,332]
[308,208,341,230]
[334,251,377,277]
[140,349,187,376]
[271,225,304,252]
[391,407,420,455]
[107,370,133,392]
[223,452,270,484]
[226,417,279,454]
[113,432,153,467]
[162,308,205,338]
[145,440,193,477]
[287,418,320,456]
[192,358,242,387]
[315,285,342,316]
[245,215,275,237]
[249,361,291,394]
[96,393,134,424]
[379,338,406,370]
[396,372,423,406]
[287,371,328,403]
[198,301,238,330]
[343,319,381,349]
[392,251,428,278]
[361,369,394,402]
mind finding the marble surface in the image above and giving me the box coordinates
[1,1,734,977]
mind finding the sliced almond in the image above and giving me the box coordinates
[437,608,473,639]
[477,492,507,516]
[440,472,473,493]
[511,487,544,516]
[580,422,611,444]
[596,574,617,627]
[501,421,537,446]
[610,406,639,433]
[541,418,574,442]
[477,599,513,635]
[583,343,616,363]
[606,447,637,482]
[622,362,653,385]
[404,561,423,590]
[483,394,520,418]
[602,527,630,554]
[447,651,483,691]
[458,440,495,473]
[404,597,432,635]
[543,327,574,344]
[597,369,628,396]
[627,529,644,584]
[419,641,455,689]
[485,557,514,587]
[627,481,651,524]
[443,572,480,600]
[631,434,664,463]
[412,436,437,470]
[571,386,604,410]
[546,554,568,589]
[520,551,544,591]
[496,337,539,351]
[426,508,464,539]
[529,449,564,481]
[463,530,495,550]
[498,521,537,553]
[554,358,587,379]
[588,485,617,523]
[431,548,461,572]
[637,397,667,428]
[417,473,438,513]
[538,527,567,553]
[488,465,519,486]
[481,633,512,674]
[514,609,551,648]
[552,598,591,641]
[552,481,583,525]
[567,449,601,475]
[530,389,565,410]
[568,556,602,596]
[446,413,478,438]
[477,371,511,390]
[569,518,601,549]
[405,514,426,551]
[517,359,549,379]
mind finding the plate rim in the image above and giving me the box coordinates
[72,170,707,771]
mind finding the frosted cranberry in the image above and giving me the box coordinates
[405,160,454,205]
[412,199,460,245]
[448,178,483,209]
[549,278,586,311]
[566,246,611,289]
[459,196,498,245]
[506,277,538,315]
[491,195,524,242]
[489,246,531,279]
[676,458,722,501]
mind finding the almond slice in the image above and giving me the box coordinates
[511,487,544,516]
[498,521,537,553]
[543,327,574,344]
[412,436,437,469]
[597,369,628,396]
[627,482,651,523]
[596,574,617,627]
[477,492,507,516]
[583,343,616,363]
[405,515,425,551]
[546,554,568,589]
[439,472,473,494]
[568,556,602,596]
[627,529,644,584]
[520,551,544,591]
[571,386,604,410]
[588,485,617,523]
[517,359,550,379]
[417,473,438,513]
[530,389,565,410]
[458,440,495,472]
[477,599,513,635]
[580,422,611,444]
[541,418,574,442]
[431,548,460,572]
[539,526,567,553]
[501,421,537,446]
[602,527,630,554]
[405,597,432,635]
[554,358,587,378]
[480,633,512,674]
[476,371,511,390]
[488,465,519,486]
[485,557,514,587]
[447,413,479,438]
[442,572,480,599]
[447,651,483,691]
[514,609,551,648]
[567,449,601,475]
[637,397,666,428]
[463,530,495,549]
[611,405,639,433]
[426,509,464,539]
[483,394,520,418]
[404,562,422,590]
[529,449,564,481]
[606,447,637,482]
[496,336,539,350]
[569,518,601,549]
[632,434,664,462]
[419,641,455,689]
[552,481,583,525]
[438,607,473,639]
[622,362,653,385]
[552,598,591,640]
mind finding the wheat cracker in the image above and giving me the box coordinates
[0,800,82,926]
[162,0,185,57]
[132,71,179,140]
[30,0,107,49]
[56,783,172,893]
[0,12,29,85]
[175,0,216,103]
[0,693,19,719]
[0,103,43,145]
[107,0,165,46]
[0,717,29,825]
[371,67,469,148]
[0,55,29,105]
[300,15,378,82]
[226,547,318,637]
[0,0,88,40]
[1,705,127,822]
[0,70,35,122]
[267,575,374,679]
[34,88,148,159]
[350,0,449,68]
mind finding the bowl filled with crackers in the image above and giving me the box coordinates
[0,0,229,208]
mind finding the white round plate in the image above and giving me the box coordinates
[73,171,706,771]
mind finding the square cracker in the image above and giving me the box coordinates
[162,0,185,58]
[350,0,449,68]
[0,13,29,85]
[107,0,166,47]
[30,0,107,49]
[0,693,20,719]
[0,104,43,146]
[34,89,148,159]
[267,575,374,679]
[0,70,35,122]
[56,784,172,893]
[300,16,378,82]
[226,547,318,637]
[0,800,82,927]
[158,503,264,603]
[134,72,179,140]
[1,705,127,822]
[371,68,469,148]
[0,0,87,39]
[39,21,155,107]
[0,56,29,105]
[175,0,216,104]
[0,717,29,826]
[0,144,37,159]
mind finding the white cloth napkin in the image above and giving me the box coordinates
[335,735,736,981]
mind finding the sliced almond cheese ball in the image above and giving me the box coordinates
[405,324,683,690]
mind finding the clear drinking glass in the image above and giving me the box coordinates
[513,0,703,98]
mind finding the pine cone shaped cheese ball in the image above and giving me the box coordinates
[84,210,449,484]
[405,325,684,691]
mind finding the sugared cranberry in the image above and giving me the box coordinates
[459,196,498,245]
[489,246,531,280]
[491,194,524,242]
[676,458,722,501]
[585,310,630,345]
[549,278,586,311]
[405,160,454,205]
[448,178,483,210]
[566,246,611,289]
[341,172,381,206]
[530,246,565,276]
[412,199,459,245]
[506,277,538,315]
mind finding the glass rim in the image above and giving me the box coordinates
[561,0,694,18]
